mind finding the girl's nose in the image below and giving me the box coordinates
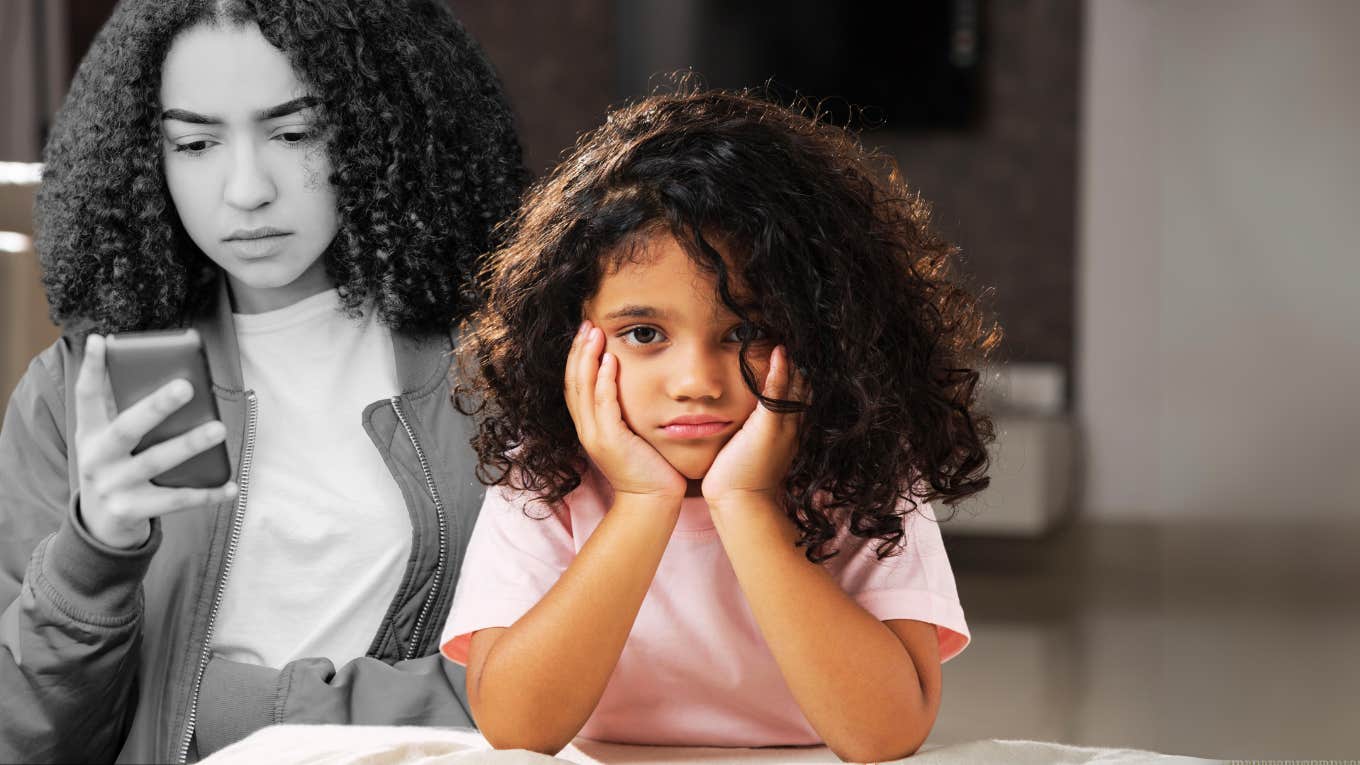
[666,344,726,401]
[223,143,277,211]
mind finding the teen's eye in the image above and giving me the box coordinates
[620,326,666,346]
[172,139,217,155]
[725,323,768,344]
[274,130,315,146]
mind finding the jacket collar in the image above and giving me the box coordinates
[192,273,454,398]
[194,277,246,393]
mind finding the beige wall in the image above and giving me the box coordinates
[1,0,68,162]
[1,233,60,415]
[1078,0,1360,519]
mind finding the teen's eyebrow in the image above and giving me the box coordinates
[255,96,318,121]
[602,305,671,321]
[161,96,319,124]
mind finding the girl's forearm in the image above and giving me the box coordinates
[471,494,680,754]
[708,496,935,762]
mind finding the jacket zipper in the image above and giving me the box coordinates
[390,396,449,660]
[177,391,258,764]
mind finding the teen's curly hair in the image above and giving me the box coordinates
[36,0,524,335]
[457,88,1000,562]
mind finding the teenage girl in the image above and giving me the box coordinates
[446,89,998,761]
[0,1,522,761]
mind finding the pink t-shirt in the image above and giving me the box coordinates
[440,467,970,748]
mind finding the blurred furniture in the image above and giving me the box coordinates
[2,163,60,417]
[944,364,1076,537]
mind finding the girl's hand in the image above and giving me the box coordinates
[563,322,687,501]
[74,334,237,550]
[702,345,804,511]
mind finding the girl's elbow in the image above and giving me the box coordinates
[480,724,571,757]
[831,737,924,763]
[826,717,932,762]
[491,739,570,757]
[474,700,576,756]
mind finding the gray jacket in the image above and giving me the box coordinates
[0,286,486,763]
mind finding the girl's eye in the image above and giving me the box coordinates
[726,323,768,344]
[621,326,665,346]
[172,140,215,155]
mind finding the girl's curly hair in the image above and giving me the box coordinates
[457,88,1001,562]
[36,0,525,335]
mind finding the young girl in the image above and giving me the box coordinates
[0,1,521,762]
[446,90,998,761]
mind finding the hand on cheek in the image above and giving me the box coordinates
[701,345,804,510]
[563,322,688,501]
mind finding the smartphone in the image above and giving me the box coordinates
[104,328,231,489]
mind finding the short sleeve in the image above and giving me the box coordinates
[826,501,971,662]
[439,484,576,665]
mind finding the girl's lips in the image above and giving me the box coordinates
[660,421,731,439]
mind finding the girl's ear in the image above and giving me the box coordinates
[791,365,812,406]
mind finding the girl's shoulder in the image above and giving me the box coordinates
[819,496,950,571]
[480,461,607,529]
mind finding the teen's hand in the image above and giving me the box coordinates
[73,334,237,550]
[564,322,687,501]
[702,345,804,511]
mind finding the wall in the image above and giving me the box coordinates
[1078,0,1360,519]
[453,0,616,176]
[0,0,67,162]
[5,0,1083,374]
[883,0,1082,371]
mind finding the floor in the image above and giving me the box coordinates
[927,517,1360,760]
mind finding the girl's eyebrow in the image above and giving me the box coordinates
[602,305,671,321]
[160,96,319,125]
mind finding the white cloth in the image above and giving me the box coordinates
[211,289,412,669]
[199,725,1218,765]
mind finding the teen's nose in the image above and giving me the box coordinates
[223,142,277,211]
[667,343,725,401]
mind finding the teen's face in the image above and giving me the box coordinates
[583,234,773,480]
[159,22,339,314]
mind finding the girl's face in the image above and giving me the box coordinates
[582,234,773,480]
[159,22,339,314]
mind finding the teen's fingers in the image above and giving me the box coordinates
[96,378,195,460]
[109,482,238,521]
[104,420,228,488]
[74,334,113,438]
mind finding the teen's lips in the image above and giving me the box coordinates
[224,226,291,241]
[660,414,733,439]
[222,226,293,258]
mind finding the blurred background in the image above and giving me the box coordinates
[2,0,1357,758]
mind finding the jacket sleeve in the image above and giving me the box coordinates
[194,652,474,756]
[0,349,158,763]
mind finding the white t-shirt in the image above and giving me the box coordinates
[211,289,413,669]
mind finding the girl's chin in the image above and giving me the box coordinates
[661,454,718,483]
[651,433,736,480]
